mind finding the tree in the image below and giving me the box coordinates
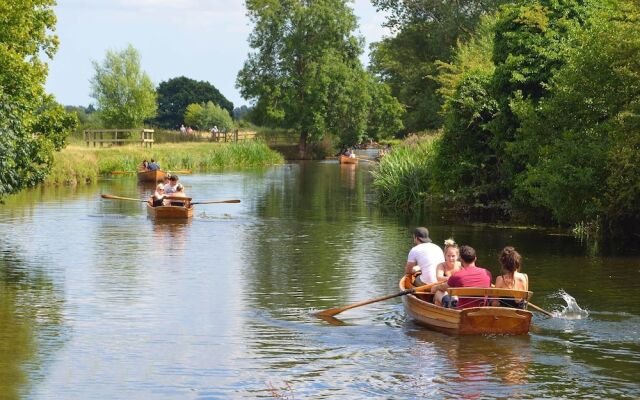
[237,0,397,155]
[369,0,508,133]
[155,76,234,129]
[90,44,157,128]
[184,101,233,131]
[0,0,77,198]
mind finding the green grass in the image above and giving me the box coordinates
[371,135,438,209]
[46,141,284,185]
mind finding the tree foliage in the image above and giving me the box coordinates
[369,0,508,132]
[0,0,77,198]
[237,0,402,153]
[90,44,157,128]
[155,76,233,129]
[184,101,233,131]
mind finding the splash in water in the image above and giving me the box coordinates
[551,289,589,319]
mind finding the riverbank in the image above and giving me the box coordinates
[46,141,285,185]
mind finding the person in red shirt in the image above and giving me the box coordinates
[430,245,492,309]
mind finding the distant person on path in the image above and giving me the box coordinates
[492,246,529,308]
[405,227,445,285]
[431,245,492,309]
[180,124,186,134]
[148,159,160,171]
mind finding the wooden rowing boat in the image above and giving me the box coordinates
[146,200,193,219]
[137,169,166,183]
[339,155,358,164]
[399,276,533,335]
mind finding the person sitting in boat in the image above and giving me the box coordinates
[151,184,165,207]
[344,148,356,159]
[492,246,529,309]
[405,227,445,286]
[148,159,160,171]
[166,183,188,206]
[141,159,149,170]
[163,175,178,195]
[433,238,462,306]
[430,245,492,309]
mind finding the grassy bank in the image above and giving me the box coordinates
[46,141,284,185]
[371,134,438,209]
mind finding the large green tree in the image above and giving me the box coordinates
[0,0,77,198]
[155,76,233,129]
[237,0,401,155]
[370,0,508,133]
[90,44,157,128]
[184,101,233,131]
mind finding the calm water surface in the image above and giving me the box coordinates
[1,160,639,399]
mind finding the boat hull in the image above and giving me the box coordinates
[399,277,532,335]
[146,202,193,219]
[137,169,166,183]
[339,155,358,164]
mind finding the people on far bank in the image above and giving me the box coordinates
[430,245,492,309]
[180,124,186,134]
[405,227,445,285]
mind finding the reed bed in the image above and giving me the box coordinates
[46,141,284,185]
[371,135,438,209]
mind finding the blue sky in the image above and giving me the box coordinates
[45,0,390,109]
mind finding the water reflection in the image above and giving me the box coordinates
[0,245,65,399]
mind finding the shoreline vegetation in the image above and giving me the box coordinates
[46,141,284,185]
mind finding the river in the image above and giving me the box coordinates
[1,160,639,399]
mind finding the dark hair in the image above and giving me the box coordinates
[499,246,521,273]
[459,245,477,263]
[169,175,178,182]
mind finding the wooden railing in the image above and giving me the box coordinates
[84,129,155,148]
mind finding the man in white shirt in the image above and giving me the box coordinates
[405,227,445,285]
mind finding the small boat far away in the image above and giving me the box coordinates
[339,155,358,164]
[399,276,533,335]
[137,169,166,183]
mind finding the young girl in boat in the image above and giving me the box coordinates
[433,239,461,306]
[151,184,165,207]
[492,246,529,308]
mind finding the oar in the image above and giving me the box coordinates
[110,170,135,175]
[167,169,192,174]
[316,281,439,317]
[101,194,147,202]
[528,302,554,317]
[191,199,241,205]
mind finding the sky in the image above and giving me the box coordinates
[45,0,390,109]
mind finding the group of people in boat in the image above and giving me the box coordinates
[150,175,188,207]
[405,227,528,310]
[140,159,161,171]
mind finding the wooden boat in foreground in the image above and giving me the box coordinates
[339,155,358,164]
[146,200,193,219]
[399,276,533,335]
[137,169,166,183]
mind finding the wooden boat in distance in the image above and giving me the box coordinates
[137,169,166,183]
[146,200,193,219]
[339,155,358,164]
[399,276,533,335]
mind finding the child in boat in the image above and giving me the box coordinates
[163,175,178,195]
[151,184,165,207]
[492,246,529,308]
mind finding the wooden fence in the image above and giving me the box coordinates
[84,129,154,147]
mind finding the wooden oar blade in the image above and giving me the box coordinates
[191,199,241,205]
[100,194,147,202]
[528,302,554,317]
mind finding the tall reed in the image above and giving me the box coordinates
[45,141,284,185]
[371,136,438,209]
